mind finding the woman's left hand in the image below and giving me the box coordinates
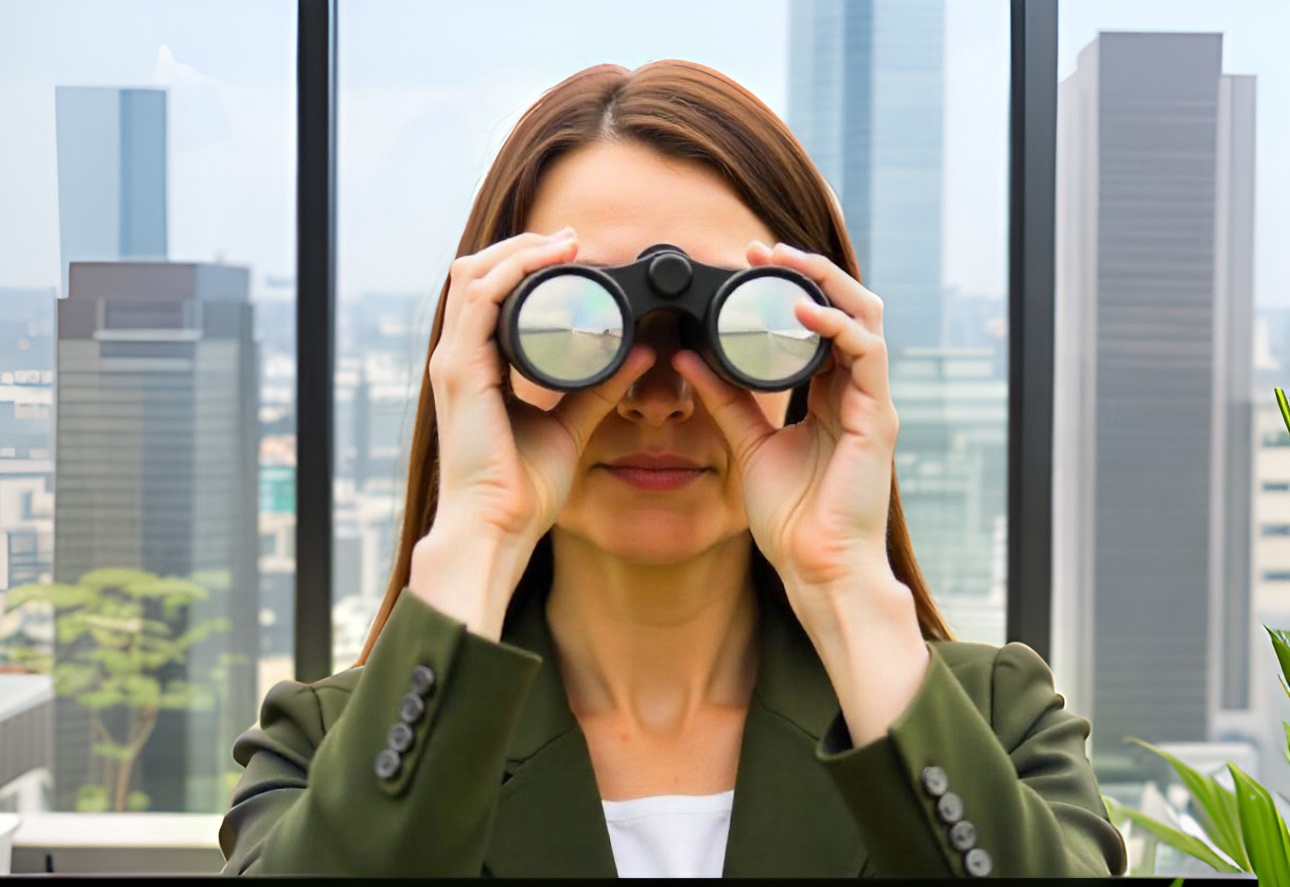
[675,241,897,587]
[675,240,931,744]
[674,240,904,604]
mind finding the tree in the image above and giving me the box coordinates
[1,567,231,812]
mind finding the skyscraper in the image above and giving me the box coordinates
[788,0,944,356]
[54,260,259,810]
[0,287,56,596]
[55,87,168,300]
[786,0,1011,641]
[1052,32,1256,778]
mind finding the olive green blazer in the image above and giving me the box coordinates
[218,580,1127,877]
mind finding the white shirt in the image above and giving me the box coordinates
[601,790,735,878]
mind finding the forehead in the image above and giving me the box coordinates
[524,141,776,269]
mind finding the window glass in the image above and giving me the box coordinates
[0,0,296,814]
[335,0,1011,671]
[1053,0,1290,873]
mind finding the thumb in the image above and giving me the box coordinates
[672,350,775,469]
[550,344,656,455]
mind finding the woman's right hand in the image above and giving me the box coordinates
[409,228,653,633]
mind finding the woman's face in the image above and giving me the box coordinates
[516,140,793,565]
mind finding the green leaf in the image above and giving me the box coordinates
[1127,738,1250,870]
[75,784,110,812]
[3,582,93,611]
[123,576,207,601]
[1267,627,1290,687]
[75,689,124,709]
[125,790,150,812]
[1102,794,1239,873]
[78,567,155,591]
[89,647,136,676]
[1284,724,1290,766]
[1277,387,1290,437]
[1229,763,1290,886]
[92,742,134,762]
[121,674,160,708]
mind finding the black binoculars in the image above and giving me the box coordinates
[497,244,831,392]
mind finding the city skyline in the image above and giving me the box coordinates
[2,0,1289,826]
[3,1,1284,311]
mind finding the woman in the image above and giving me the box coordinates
[219,60,1127,878]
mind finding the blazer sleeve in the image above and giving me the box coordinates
[218,589,542,876]
[815,641,1128,878]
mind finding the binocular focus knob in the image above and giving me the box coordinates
[647,252,692,299]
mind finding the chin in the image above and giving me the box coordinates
[559,508,743,567]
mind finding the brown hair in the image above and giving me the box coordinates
[355,59,952,666]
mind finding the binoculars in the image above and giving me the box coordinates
[497,244,832,392]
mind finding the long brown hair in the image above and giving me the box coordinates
[355,59,952,666]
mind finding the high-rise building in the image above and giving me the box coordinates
[786,0,1012,635]
[788,0,945,356]
[55,87,168,300]
[1052,32,1256,779]
[890,346,1008,643]
[0,288,57,595]
[54,260,259,811]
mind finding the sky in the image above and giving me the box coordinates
[0,0,1286,312]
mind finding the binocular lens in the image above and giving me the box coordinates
[716,277,822,384]
[515,275,626,385]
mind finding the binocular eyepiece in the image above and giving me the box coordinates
[497,244,831,392]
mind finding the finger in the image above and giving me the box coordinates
[431,233,582,405]
[795,299,891,405]
[672,350,776,469]
[443,227,575,333]
[451,234,582,360]
[550,344,657,456]
[750,241,884,336]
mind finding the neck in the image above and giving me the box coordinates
[545,528,760,738]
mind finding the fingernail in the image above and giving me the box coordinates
[750,239,771,253]
[551,226,576,240]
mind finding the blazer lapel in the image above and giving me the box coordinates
[484,586,618,878]
[722,588,869,878]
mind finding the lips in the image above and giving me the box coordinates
[606,453,705,471]
[600,452,710,491]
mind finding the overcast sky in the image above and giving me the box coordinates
[0,0,1285,310]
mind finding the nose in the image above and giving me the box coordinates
[616,312,695,426]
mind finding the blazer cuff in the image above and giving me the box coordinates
[814,644,965,876]
[814,642,1122,878]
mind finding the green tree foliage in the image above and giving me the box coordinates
[1,567,231,812]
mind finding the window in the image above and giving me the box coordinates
[334,0,1012,670]
[1051,1,1290,827]
[0,0,296,814]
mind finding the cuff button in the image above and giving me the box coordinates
[949,819,977,851]
[399,692,427,724]
[964,847,992,877]
[936,791,964,825]
[410,665,438,698]
[374,748,402,780]
[388,722,415,753]
[920,765,949,797]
